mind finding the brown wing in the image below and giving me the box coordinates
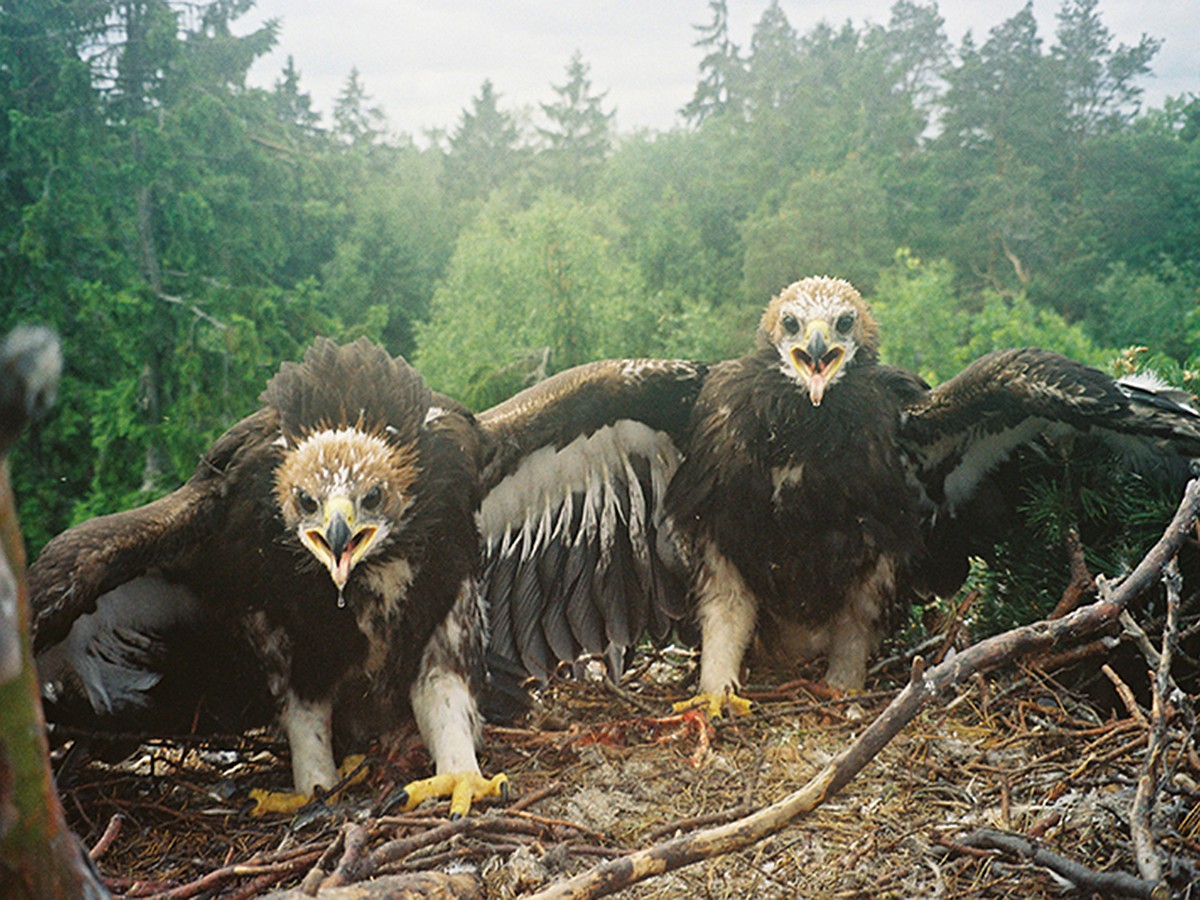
[30,407,281,652]
[477,359,705,681]
[900,348,1200,518]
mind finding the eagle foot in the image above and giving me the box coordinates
[248,754,371,817]
[396,770,510,819]
[672,690,753,718]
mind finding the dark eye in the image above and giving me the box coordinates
[295,488,318,516]
[781,314,800,336]
[362,485,383,511]
[835,313,855,334]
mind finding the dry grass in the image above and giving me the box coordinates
[55,644,1200,899]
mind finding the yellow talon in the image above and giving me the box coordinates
[337,754,370,786]
[249,787,312,816]
[672,690,753,718]
[249,755,371,817]
[400,770,510,818]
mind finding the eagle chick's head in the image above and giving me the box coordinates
[758,276,878,406]
[275,426,418,590]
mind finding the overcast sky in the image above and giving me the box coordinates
[242,1,1198,139]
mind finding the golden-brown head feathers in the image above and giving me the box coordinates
[264,336,432,592]
[757,276,879,405]
[275,426,419,591]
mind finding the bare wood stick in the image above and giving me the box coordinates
[524,478,1200,900]
[360,814,549,878]
[1102,664,1149,728]
[1050,527,1095,619]
[1131,561,1182,890]
[319,823,370,890]
[957,829,1166,899]
[88,813,123,861]
[261,872,485,899]
[299,832,345,896]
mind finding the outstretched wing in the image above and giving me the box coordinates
[30,407,281,652]
[900,348,1200,521]
[477,359,706,682]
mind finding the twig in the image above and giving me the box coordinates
[298,830,344,895]
[1102,664,1149,728]
[644,805,756,842]
[1050,527,1095,618]
[360,814,549,878]
[88,813,122,860]
[1131,561,1181,891]
[602,676,660,716]
[508,782,564,813]
[523,478,1200,900]
[933,589,979,664]
[956,829,1166,899]
[319,822,370,889]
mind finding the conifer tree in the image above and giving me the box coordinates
[681,0,744,126]
[538,52,614,195]
[445,79,526,202]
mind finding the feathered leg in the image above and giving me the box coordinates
[399,579,507,818]
[674,541,756,717]
[822,558,892,691]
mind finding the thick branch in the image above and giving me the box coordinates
[958,829,1166,899]
[1131,561,1181,890]
[525,479,1200,900]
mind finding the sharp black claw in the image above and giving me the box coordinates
[379,787,409,816]
[500,780,510,803]
[450,811,462,821]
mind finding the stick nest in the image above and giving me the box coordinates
[55,629,1200,898]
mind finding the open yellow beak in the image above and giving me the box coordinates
[299,496,380,589]
[790,321,846,406]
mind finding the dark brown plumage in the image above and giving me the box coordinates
[32,338,502,813]
[476,277,1200,713]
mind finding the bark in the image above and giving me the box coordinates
[262,872,484,899]
[0,328,108,898]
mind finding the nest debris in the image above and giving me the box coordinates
[52,646,1198,898]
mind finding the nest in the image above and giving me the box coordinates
[56,626,1200,899]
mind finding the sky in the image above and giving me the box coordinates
[242,1,1199,139]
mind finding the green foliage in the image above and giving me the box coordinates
[1088,260,1200,362]
[966,442,1180,637]
[872,251,1109,383]
[537,53,614,196]
[415,191,669,409]
[3,0,1199,583]
[740,160,894,301]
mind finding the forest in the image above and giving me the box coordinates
[2,0,1198,558]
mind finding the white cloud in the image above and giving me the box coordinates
[243,0,1198,138]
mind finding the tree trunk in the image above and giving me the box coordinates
[0,328,109,898]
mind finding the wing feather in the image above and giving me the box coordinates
[477,359,704,681]
[30,407,280,650]
[901,348,1200,517]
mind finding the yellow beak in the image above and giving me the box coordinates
[299,496,380,589]
[790,321,846,406]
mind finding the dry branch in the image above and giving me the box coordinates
[525,478,1200,900]
[1131,560,1182,890]
[262,871,484,899]
[957,829,1166,899]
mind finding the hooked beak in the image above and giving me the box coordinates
[790,321,846,407]
[299,496,380,590]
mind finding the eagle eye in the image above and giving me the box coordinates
[362,485,383,511]
[781,314,800,336]
[835,313,855,334]
[295,488,318,516]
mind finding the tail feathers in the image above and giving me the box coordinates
[479,650,534,724]
[37,575,209,722]
[1107,373,1200,478]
